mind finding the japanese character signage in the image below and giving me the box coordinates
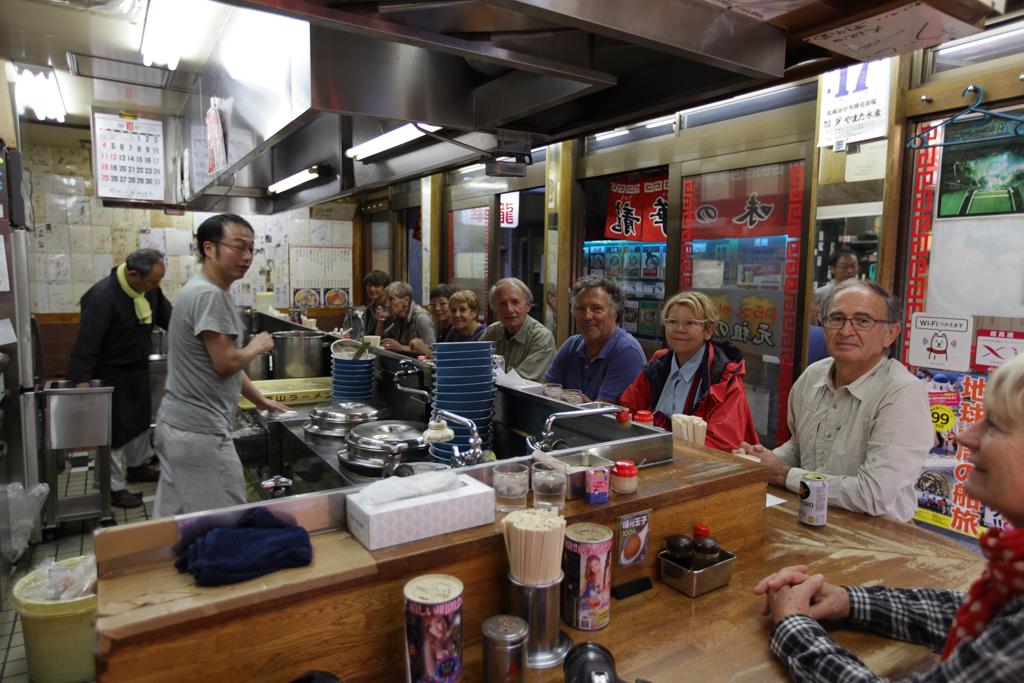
[499,191,519,229]
[806,3,981,63]
[817,58,891,148]
[913,371,1013,536]
[907,312,973,372]
[975,329,1024,372]
[604,170,669,242]
[605,177,643,240]
[681,163,795,239]
[640,170,669,242]
[93,112,166,201]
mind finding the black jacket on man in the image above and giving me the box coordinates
[66,268,173,448]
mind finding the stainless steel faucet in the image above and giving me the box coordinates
[527,405,628,453]
[394,358,430,404]
[433,408,483,467]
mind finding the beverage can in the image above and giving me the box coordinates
[404,574,464,683]
[561,523,613,630]
[799,473,828,527]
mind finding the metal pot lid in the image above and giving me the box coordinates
[309,400,389,427]
[346,420,428,452]
[302,421,352,438]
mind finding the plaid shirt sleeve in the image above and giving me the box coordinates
[768,590,1024,683]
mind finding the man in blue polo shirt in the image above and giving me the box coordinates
[544,275,646,403]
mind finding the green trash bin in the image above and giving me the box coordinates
[11,556,97,683]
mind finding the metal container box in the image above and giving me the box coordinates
[658,549,735,598]
[42,380,113,450]
[556,452,615,500]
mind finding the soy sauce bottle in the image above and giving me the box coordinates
[691,524,720,571]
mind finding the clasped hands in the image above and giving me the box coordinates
[732,441,790,487]
[753,565,850,625]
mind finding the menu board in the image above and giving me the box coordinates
[93,112,166,201]
[289,245,353,307]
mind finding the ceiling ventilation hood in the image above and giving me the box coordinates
[183,0,790,213]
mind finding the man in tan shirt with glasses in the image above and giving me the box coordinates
[734,279,931,523]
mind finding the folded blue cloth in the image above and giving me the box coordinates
[174,507,313,586]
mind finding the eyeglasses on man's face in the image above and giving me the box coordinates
[822,314,890,331]
[216,241,256,256]
[664,318,706,330]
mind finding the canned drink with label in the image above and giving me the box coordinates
[562,523,613,631]
[404,574,464,683]
[798,473,828,526]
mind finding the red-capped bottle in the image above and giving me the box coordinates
[691,524,720,571]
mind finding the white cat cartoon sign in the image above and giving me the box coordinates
[908,313,973,372]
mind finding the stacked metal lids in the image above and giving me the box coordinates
[331,352,376,401]
[302,400,389,448]
[428,341,496,464]
[340,420,429,478]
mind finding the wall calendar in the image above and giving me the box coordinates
[93,112,166,201]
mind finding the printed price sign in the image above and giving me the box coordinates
[931,404,956,433]
[94,112,165,201]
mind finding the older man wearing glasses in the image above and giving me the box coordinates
[734,280,932,522]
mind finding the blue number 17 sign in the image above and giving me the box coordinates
[818,58,892,149]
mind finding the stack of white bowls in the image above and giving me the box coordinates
[428,341,496,463]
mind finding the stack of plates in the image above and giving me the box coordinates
[331,356,376,401]
[429,341,496,463]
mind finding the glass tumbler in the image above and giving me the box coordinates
[493,463,530,513]
[532,462,567,510]
[542,383,563,400]
[561,389,582,405]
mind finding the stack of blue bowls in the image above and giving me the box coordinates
[429,341,496,463]
[331,354,376,402]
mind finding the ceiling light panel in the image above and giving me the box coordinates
[69,53,172,89]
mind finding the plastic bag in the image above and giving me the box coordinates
[1,483,50,565]
[20,554,97,602]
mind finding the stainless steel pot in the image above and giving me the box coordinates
[272,330,327,378]
[247,352,273,381]
[340,420,428,478]
[150,329,168,359]
[302,400,390,448]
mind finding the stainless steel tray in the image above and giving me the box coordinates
[658,549,735,597]
[555,452,615,499]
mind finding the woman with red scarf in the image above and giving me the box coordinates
[753,352,1024,682]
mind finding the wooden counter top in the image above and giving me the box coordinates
[96,442,982,683]
[475,488,983,683]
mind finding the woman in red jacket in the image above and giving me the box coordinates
[619,291,759,452]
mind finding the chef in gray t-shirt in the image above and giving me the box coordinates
[154,214,287,518]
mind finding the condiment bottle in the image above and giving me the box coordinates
[691,524,720,571]
[615,411,632,430]
[664,534,692,566]
[609,460,639,494]
[634,410,654,426]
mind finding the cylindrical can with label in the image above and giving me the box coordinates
[481,615,528,683]
[404,574,464,683]
[798,473,828,526]
[561,523,613,631]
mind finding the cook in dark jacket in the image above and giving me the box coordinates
[66,249,172,509]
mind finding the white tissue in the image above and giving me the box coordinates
[362,471,463,505]
[496,368,543,391]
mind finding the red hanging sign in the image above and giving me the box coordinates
[641,170,669,242]
[604,176,643,241]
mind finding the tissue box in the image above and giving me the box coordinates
[346,474,495,550]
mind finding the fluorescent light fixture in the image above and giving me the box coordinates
[141,0,200,71]
[593,129,629,141]
[645,116,676,129]
[345,123,442,160]
[531,146,547,154]
[458,163,486,173]
[936,25,1024,55]
[14,66,66,123]
[678,83,799,119]
[268,166,322,195]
